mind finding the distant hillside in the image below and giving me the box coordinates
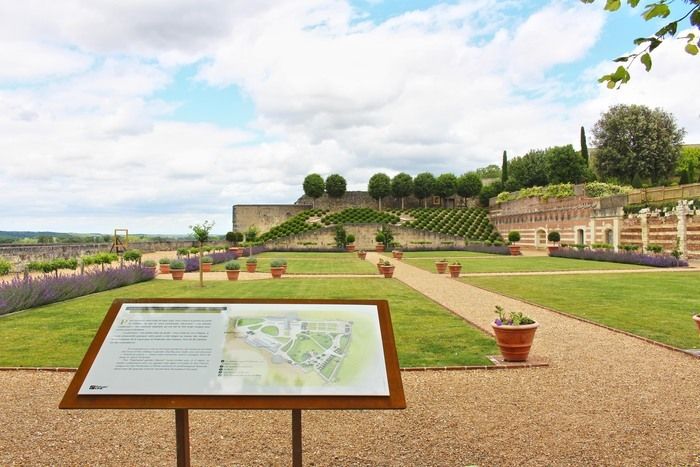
[0,231,89,239]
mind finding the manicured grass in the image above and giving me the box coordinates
[463,272,700,349]
[404,256,648,274]
[0,278,497,368]
[399,250,490,258]
[211,252,377,274]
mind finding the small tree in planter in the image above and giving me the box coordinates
[170,259,186,280]
[190,220,214,288]
[492,305,539,362]
[142,259,157,273]
[334,225,348,249]
[123,249,142,265]
[270,259,285,279]
[177,247,189,258]
[224,261,241,281]
[435,258,448,274]
[375,225,394,252]
[357,250,367,260]
[448,261,462,278]
[346,234,356,252]
[201,255,213,272]
[507,231,521,255]
[547,231,561,254]
[158,258,171,274]
[246,257,258,273]
[380,260,395,278]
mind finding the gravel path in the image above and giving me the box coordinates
[1,252,699,465]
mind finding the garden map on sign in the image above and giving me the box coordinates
[79,303,390,396]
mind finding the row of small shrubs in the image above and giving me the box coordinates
[464,241,510,255]
[321,208,400,226]
[550,247,687,268]
[176,245,229,257]
[165,251,238,272]
[400,208,500,242]
[0,265,155,316]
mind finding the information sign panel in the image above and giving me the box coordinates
[60,299,405,410]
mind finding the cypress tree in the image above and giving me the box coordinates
[501,150,508,184]
[580,126,589,164]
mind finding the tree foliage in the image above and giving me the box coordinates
[479,180,504,207]
[545,145,588,184]
[580,126,589,163]
[677,146,700,182]
[434,173,458,205]
[592,104,685,183]
[325,174,347,198]
[581,0,700,88]
[391,172,414,209]
[456,173,483,199]
[303,173,325,200]
[501,151,508,184]
[368,172,391,210]
[413,172,436,206]
[474,164,501,179]
[507,149,549,189]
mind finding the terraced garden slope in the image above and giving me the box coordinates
[258,207,501,243]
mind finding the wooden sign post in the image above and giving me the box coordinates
[60,299,406,466]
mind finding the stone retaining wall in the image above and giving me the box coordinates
[265,224,465,250]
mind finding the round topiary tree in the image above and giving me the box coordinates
[456,173,482,204]
[508,231,521,243]
[547,231,560,244]
[303,173,325,208]
[368,173,392,210]
[391,172,414,209]
[434,173,458,207]
[413,172,436,207]
[325,174,347,198]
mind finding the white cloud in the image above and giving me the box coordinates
[1,0,697,234]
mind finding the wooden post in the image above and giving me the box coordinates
[175,409,191,467]
[292,409,302,467]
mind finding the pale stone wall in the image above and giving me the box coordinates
[232,204,312,235]
[265,224,466,250]
[0,241,198,271]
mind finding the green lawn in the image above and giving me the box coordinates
[211,252,377,274]
[404,256,648,274]
[397,250,492,258]
[463,272,700,349]
[0,278,497,368]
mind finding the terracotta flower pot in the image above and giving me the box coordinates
[282,265,287,274]
[246,263,257,273]
[357,252,367,260]
[392,251,403,260]
[694,315,700,334]
[508,245,521,256]
[380,265,395,278]
[159,264,170,274]
[375,244,385,252]
[547,246,559,254]
[170,269,185,281]
[435,261,448,274]
[270,267,284,279]
[225,270,240,281]
[201,263,212,272]
[346,244,356,252]
[377,261,384,273]
[144,266,157,275]
[448,264,462,278]
[491,322,539,362]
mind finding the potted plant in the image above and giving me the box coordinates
[435,258,448,274]
[392,249,403,260]
[270,259,284,279]
[448,261,462,278]
[169,259,186,281]
[280,258,288,274]
[508,231,521,255]
[375,232,386,252]
[547,231,560,254]
[376,258,384,273]
[357,250,367,260]
[201,256,213,272]
[224,261,241,281]
[693,312,700,334]
[177,247,189,258]
[380,260,395,278]
[346,234,356,252]
[246,257,258,273]
[158,258,171,274]
[142,259,157,274]
[492,305,539,362]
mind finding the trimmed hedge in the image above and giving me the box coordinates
[549,247,687,268]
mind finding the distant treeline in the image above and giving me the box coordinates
[0,231,227,245]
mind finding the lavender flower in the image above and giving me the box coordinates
[549,247,688,268]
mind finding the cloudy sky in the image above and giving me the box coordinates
[1,0,698,234]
